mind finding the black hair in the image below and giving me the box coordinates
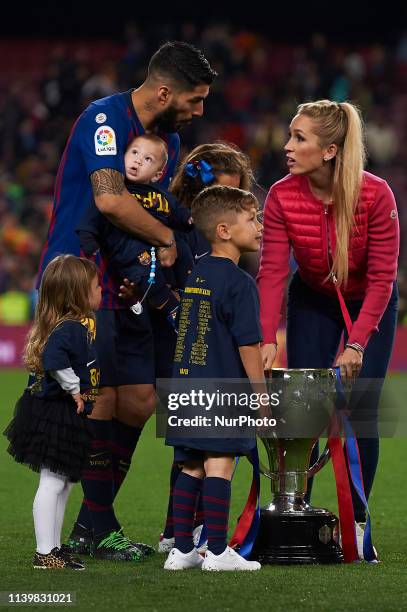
[147,41,217,89]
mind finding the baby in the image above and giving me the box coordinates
[77,134,193,321]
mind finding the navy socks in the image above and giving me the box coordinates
[173,472,202,553]
[203,477,231,555]
[78,418,120,537]
[163,461,182,539]
[111,418,142,498]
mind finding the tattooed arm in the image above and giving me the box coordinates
[91,168,175,252]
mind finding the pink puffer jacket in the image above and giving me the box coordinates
[257,171,399,348]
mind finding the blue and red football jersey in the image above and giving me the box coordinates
[37,90,180,308]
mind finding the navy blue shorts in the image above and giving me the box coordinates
[150,309,177,379]
[95,309,155,387]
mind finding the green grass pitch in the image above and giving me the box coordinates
[0,370,406,612]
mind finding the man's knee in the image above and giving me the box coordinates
[115,384,157,427]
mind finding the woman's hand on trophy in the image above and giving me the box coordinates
[261,343,278,371]
[335,346,363,381]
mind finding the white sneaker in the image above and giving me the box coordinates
[158,525,207,554]
[158,534,174,553]
[202,546,261,571]
[355,522,378,561]
[164,547,204,570]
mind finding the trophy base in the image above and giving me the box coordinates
[250,505,343,565]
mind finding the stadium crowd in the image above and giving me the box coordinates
[1,24,407,324]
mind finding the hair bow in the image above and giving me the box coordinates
[184,159,215,184]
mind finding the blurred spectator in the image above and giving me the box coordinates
[365,107,398,166]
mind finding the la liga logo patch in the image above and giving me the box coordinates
[97,128,113,146]
[94,125,117,156]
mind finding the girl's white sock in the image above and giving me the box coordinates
[54,481,73,549]
[33,468,68,554]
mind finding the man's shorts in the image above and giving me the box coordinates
[150,309,177,379]
[95,309,155,387]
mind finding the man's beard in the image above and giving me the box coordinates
[154,105,187,133]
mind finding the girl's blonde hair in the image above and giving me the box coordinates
[297,99,366,286]
[24,255,99,372]
[170,141,254,208]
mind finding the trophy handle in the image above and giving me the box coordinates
[258,462,279,481]
[250,437,279,481]
[307,442,330,477]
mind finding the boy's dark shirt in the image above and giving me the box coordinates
[173,256,262,377]
[166,256,262,454]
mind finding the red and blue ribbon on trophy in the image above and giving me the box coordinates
[332,366,377,563]
[226,384,377,563]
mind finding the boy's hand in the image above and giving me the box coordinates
[72,393,84,414]
[157,243,177,267]
[261,343,277,371]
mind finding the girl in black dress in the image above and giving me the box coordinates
[4,255,101,569]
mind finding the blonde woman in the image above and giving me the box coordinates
[258,100,399,558]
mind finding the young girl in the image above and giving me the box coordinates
[171,141,255,261]
[4,254,101,569]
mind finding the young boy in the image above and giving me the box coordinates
[76,134,193,320]
[164,185,265,571]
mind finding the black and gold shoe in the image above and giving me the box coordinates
[33,547,85,570]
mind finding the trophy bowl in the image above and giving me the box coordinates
[249,368,343,565]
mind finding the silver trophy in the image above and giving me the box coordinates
[250,368,343,564]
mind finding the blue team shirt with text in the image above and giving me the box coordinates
[173,256,262,378]
[166,256,262,454]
